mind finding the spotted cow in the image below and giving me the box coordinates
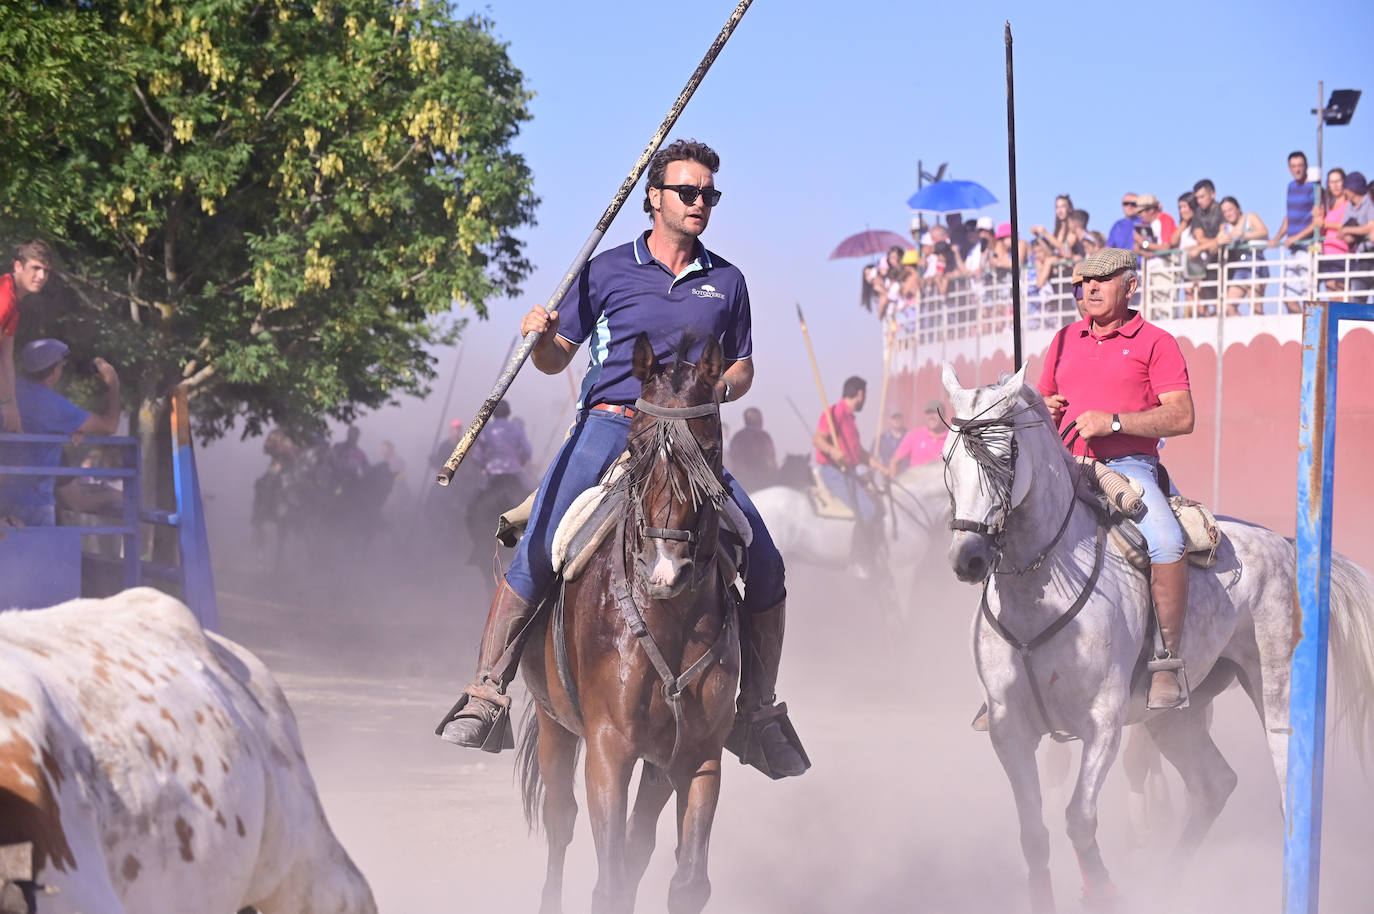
[0,587,377,914]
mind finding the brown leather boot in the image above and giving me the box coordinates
[1147,558,1190,710]
[725,601,811,778]
[435,579,539,751]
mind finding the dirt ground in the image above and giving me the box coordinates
[210,501,1374,914]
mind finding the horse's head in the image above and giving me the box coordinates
[941,361,1061,583]
[625,332,728,600]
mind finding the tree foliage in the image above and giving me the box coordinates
[0,0,537,438]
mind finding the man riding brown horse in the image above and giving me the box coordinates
[437,138,809,779]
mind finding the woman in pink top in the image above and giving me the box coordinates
[1316,168,1349,295]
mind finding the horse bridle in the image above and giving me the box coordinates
[626,397,727,564]
[608,395,734,764]
[944,398,1079,576]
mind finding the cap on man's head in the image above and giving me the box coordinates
[924,399,943,414]
[909,215,923,233]
[995,221,1012,239]
[976,216,995,231]
[1071,261,1086,286]
[18,339,69,374]
[1346,171,1369,196]
[919,232,934,247]
[1135,193,1160,209]
[1077,247,1136,280]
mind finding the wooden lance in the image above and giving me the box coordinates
[437,0,756,485]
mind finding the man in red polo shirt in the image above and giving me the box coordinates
[0,240,55,432]
[1039,247,1195,710]
[812,375,885,578]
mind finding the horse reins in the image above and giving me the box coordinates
[607,396,735,765]
[946,394,1103,740]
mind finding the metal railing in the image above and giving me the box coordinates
[888,243,1374,353]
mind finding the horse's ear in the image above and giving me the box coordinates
[698,336,724,385]
[941,361,962,397]
[631,333,656,381]
[998,363,1029,402]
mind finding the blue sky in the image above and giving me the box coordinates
[360,0,1374,463]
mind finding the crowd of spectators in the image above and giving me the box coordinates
[859,150,1374,324]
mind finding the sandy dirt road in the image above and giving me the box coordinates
[210,510,1374,914]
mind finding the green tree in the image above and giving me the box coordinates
[0,0,537,451]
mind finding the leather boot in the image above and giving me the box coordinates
[725,601,811,779]
[435,579,539,751]
[1146,558,1190,710]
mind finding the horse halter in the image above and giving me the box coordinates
[944,398,1078,575]
[625,397,727,560]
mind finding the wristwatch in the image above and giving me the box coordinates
[1110,413,1122,433]
[721,380,733,403]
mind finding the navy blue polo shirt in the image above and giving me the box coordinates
[1286,180,1316,241]
[557,231,753,408]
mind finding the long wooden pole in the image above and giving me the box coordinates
[437,0,756,485]
[796,303,838,449]
[1005,22,1024,371]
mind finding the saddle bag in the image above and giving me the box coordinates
[1168,494,1221,568]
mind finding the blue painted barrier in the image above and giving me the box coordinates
[1287,300,1374,914]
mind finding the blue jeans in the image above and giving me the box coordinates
[1104,454,1185,563]
[818,464,879,524]
[504,409,786,612]
[8,503,55,526]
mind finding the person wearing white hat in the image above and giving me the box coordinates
[0,339,121,526]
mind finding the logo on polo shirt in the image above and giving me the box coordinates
[692,283,726,300]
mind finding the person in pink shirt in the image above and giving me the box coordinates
[1314,168,1350,296]
[887,398,948,476]
[1039,247,1195,711]
[812,375,885,577]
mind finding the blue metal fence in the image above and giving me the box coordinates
[1287,299,1374,914]
[0,386,217,627]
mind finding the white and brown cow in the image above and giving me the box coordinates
[0,587,377,914]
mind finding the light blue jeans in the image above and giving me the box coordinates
[1103,454,1185,563]
[818,464,880,524]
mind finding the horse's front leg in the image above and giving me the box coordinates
[585,729,638,914]
[1066,717,1124,911]
[537,707,582,914]
[989,705,1055,914]
[667,753,723,914]
[625,762,674,890]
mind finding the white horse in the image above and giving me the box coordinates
[940,364,1374,913]
[750,461,950,610]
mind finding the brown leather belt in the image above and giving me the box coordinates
[592,403,637,418]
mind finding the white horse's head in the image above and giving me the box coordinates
[940,362,1061,582]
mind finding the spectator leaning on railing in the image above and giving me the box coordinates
[1218,196,1270,314]
[1315,168,1351,297]
[0,240,55,434]
[0,339,122,527]
[1341,171,1374,304]
[1106,193,1141,251]
[1189,180,1225,311]
[1269,150,1317,313]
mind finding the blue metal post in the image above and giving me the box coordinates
[1286,303,1336,914]
[1286,301,1374,914]
[170,387,219,631]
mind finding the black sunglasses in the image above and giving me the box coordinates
[656,184,722,207]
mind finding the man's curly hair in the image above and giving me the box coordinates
[643,139,720,216]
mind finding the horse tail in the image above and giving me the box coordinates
[515,697,543,832]
[1328,553,1374,763]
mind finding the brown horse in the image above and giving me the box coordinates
[517,333,740,914]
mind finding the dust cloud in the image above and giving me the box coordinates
[196,422,1374,914]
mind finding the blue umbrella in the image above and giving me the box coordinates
[905,179,998,214]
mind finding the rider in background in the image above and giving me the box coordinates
[726,406,777,492]
[436,138,808,779]
[812,376,887,578]
[1038,247,1195,710]
[886,399,948,477]
[465,400,532,589]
